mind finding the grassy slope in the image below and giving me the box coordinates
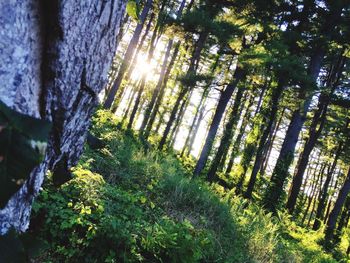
[30,110,346,262]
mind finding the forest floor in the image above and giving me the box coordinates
[29,110,348,262]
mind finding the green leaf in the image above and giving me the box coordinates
[0,100,52,208]
[126,0,140,21]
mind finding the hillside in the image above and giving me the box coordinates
[27,111,345,262]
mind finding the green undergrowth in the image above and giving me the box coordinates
[30,110,344,262]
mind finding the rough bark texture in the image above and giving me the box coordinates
[0,0,125,234]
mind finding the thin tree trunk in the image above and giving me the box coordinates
[140,40,173,133]
[104,0,153,109]
[128,77,146,129]
[193,65,246,176]
[260,107,285,175]
[301,164,324,226]
[169,89,193,148]
[158,30,209,150]
[144,42,180,138]
[225,95,255,175]
[181,54,221,156]
[325,167,350,248]
[207,86,246,182]
[313,143,343,230]
[121,85,138,124]
[244,83,284,199]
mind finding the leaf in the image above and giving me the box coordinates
[0,100,52,208]
[126,0,140,21]
[140,196,147,204]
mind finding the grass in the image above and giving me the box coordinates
[29,110,347,262]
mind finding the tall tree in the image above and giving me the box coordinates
[286,54,346,213]
[0,0,126,234]
[263,0,346,212]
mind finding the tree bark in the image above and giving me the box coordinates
[0,0,125,234]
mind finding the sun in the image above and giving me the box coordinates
[131,53,156,81]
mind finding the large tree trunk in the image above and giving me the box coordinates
[0,0,125,234]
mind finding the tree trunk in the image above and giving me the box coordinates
[140,40,173,133]
[158,30,209,150]
[181,86,209,156]
[325,167,350,248]
[111,11,156,112]
[225,95,255,175]
[333,197,350,244]
[286,53,345,213]
[181,54,221,156]
[244,83,284,199]
[260,107,285,175]
[158,87,187,150]
[286,94,329,213]
[262,48,324,212]
[0,0,125,234]
[193,65,246,176]
[313,143,342,230]
[128,77,146,129]
[301,164,324,226]
[103,0,152,109]
[144,42,180,139]
[207,86,246,181]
